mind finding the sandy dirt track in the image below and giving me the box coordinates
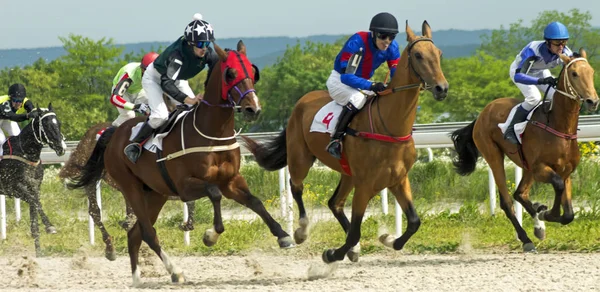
[2,250,600,292]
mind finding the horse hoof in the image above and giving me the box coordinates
[171,272,185,284]
[45,226,57,234]
[378,234,395,248]
[532,202,548,213]
[346,244,360,262]
[294,228,308,244]
[179,222,194,232]
[278,236,296,249]
[105,249,117,261]
[523,242,537,253]
[322,249,336,264]
[202,229,219,247]
[534,227,546,241]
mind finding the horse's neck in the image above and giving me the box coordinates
[14,125,43,158]
[357,50,420,136]
[547,90,580,134]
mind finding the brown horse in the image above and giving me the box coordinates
[243,21,449,263]
[68,41,293,286]
[451,50,598,252]
[59,120,196,261]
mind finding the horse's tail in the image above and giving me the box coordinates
[241,129,288,171]
[67,127,117,189]
[450,120,480,176]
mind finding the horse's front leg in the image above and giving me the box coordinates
[379,176,421,251]
[539,176,574,225]
[179,177,224,247]
[222,174,294,248]
[512,172,546,240]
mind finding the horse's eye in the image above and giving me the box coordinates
[572,72,579,78]
[415,52,423,60]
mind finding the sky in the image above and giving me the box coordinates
[1,0,599,49]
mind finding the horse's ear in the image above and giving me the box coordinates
[48,102,53,111]
[252,64,260,83]
[237,40,247,56]
[213,42,228,61]
[559,54,571,64]
[406,20,417,42]
[422,21,432,39]
[579,47,587,59]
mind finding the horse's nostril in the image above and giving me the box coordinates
[435,85,443,93]
[244,107,255,114]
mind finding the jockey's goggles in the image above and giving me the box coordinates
[10,98,23,103]
[188,41,210,49]
[549,40,568,47]
[376,32,396,41]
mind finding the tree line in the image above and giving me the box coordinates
[1,9,598,139]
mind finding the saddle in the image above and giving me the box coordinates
[154,104,194,135]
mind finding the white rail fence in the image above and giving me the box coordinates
[2,116,600,244]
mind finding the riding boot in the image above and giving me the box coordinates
[124,122,155,163]
[326,103,359,159]
[504,105,530,144]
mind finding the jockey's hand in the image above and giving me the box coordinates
[538,76,557,86]
[27,111,39,119]
[195,92,204,100]
[184,96,199,105]
[133,103,150,115]
[370,82,387,93]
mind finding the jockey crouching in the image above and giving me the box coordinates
[110,52,159,127]
[325,12,400,159]
[0,83,39,146]
[503,21,573,144]
[124,13,219,163]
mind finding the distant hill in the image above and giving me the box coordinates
[0,29,491,69]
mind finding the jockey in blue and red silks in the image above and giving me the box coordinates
[325,12,400,159]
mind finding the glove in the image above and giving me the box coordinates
[370,82,387,92]
[133,103,150,115]
[27,111,39,119]
[537,76,557,86]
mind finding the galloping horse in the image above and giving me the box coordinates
[243,21,449,263]
[59,121,196,261]
[0,105,66,255]
[68,41,294,286]
[451,50,598,252]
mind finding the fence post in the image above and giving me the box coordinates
[488,168,496,215]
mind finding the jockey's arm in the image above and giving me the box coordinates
[23,100,34,113]
[110,74,136,110]
[387,51,400,78]
[338,38,374,90]
[160,55,189,103]
[0,101,27,122]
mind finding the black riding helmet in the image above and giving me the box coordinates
[369,12,399,34]
[8,83,26,101]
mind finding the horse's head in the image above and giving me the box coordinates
[33,103,66,156]
[558,49,599,112]
[214,40,261,121]
[405,21,449,101]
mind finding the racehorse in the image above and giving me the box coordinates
[451,49,598,252]
[242,21,449,263]
[0,104,66,256]
[59,121,196,261]
[68,40,294,286]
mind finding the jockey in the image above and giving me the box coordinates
[504,21,573,144]
[325,12,400,159]
[124,13,219,163]
[110,52,159,127]
[0,83,39,146]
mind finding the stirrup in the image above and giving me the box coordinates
[124,143,142,163]
[504,130,519,145]
[326,139,343,159]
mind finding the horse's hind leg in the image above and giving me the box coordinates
[327,176,360,261]
[379,176,421,251]
[179,201,195,231]
[287,142,315,245]
[479,141,535,252]
[33,167,56,234]
[512,172,546,240]
[84,184,116,261]
[222,174,294,248]
[538,173,574,225]
[28,201,41,256]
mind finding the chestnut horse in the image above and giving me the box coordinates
[451,50,598,252]
[243,21,449,263]
[68,41,293,286]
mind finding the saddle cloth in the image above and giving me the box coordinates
[498,103,541,144]
[129,111,190,153]
[309,101,344,135]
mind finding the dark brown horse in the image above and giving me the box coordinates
[59,121,196,261]
[68,41,293,286]
[243,21,449,263]
[451,50,598,252]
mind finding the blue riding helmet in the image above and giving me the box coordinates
[544,21,569,40]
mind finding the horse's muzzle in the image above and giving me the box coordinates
[584,98,599,112]
[433,82,449,101]
[243,107,261,122]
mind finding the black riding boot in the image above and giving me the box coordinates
[504,105,530,144]
[326,103,359,159]
[124,122,155,163]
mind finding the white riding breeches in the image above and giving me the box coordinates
[111,89,148,127]
[509,61,555,111]
[326,70,370,110]
[0,119,21,146]
[142,63,195,129]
